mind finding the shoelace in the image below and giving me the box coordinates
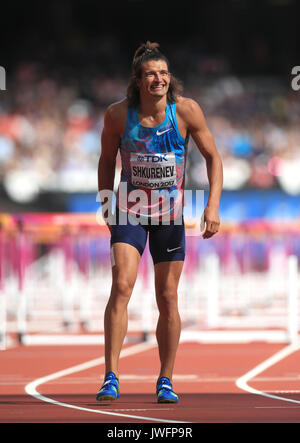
[99,377,118,391]
[157,378,173,394]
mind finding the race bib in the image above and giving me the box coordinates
[130,152,177,189]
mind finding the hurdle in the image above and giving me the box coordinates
[1,215,299,348]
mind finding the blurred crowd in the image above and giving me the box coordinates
[188,76,300,195]
[0,61,300,203]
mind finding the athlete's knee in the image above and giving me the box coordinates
[156,289,179,313]
[112,278,134,301]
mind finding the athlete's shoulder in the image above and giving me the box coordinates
[175,96,206,130]
[104,99,128,135]
[106,99,128,122]
[176,96,202,116]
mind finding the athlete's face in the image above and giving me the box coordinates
[137,60,171,99]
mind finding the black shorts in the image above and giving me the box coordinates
[110,208,185,265]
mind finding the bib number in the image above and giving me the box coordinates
[130,152,177,189]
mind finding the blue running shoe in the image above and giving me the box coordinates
[156,377,179,403]
[96,372,120,401]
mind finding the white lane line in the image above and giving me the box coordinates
[25,341,188,423]
[236,342,300,405]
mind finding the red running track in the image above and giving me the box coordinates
[1,341,300,423]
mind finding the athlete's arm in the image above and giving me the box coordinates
[98,103,123,230]
[178,98,223,239]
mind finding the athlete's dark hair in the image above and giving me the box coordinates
[126,41,183,108]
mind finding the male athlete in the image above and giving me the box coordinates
[96,41,223,403]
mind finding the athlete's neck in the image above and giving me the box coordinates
[139,95,167,119]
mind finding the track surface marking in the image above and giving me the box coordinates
[2,342,300,422]
[236,342,300,405]
[25,341,188,423]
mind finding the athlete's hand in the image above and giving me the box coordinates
[202,205,220,239]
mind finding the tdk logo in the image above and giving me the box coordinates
[137,154,168,162]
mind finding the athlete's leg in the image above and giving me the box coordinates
[104,242,141,377]
[154,260,184,380]
[149,218,185,380]
[104,207,148,378]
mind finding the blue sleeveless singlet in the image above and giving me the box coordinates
[116,102,189,220]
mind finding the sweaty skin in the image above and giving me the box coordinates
[99,60,223,237]
[97,58,223,385]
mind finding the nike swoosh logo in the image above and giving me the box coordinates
[156,128,172,136]
[167,246,181,253]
